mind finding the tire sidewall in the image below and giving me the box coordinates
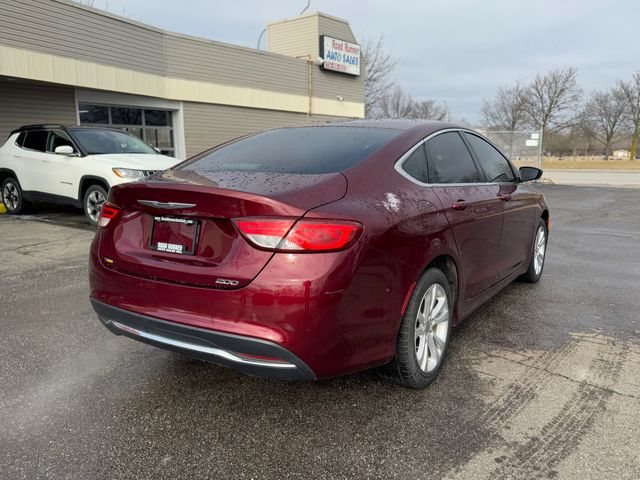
[83,184,108,226]
[398,268,453,387]
[526,219,548,282]
[2,177,24,214]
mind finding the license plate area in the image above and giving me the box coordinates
[148,216,199,255]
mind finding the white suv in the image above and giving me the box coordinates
[0,125,178,225]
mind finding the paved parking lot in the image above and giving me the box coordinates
[1,185,639,480]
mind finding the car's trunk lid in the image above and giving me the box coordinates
[99,169,347,288]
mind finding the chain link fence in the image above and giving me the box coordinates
[475,129,543,169]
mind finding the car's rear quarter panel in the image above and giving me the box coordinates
[305,129,465,365]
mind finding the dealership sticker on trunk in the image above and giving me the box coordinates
[156,242,184,254]
[149,216,199,255]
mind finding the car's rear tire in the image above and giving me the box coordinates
[2,177,28,214]
[83,184,108,226]
[521,218,548,283]
[380,268,453,389]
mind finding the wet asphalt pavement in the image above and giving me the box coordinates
[1,185,639,480]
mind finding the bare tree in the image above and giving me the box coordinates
[619,72,640,160]
[582,87,627,159]
[377,86,414,118]
[481,83,528,131]
[411,99,449,120]
[361,35,396,117]
[524,67,583,135]
[568,122,595,156]
[376,86,449,120]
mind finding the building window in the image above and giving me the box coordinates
[78,103,175,156]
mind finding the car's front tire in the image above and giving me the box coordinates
[83,184,108,226]
[2,177,28,214]
[380,268,453,389]
[521,218,548,283]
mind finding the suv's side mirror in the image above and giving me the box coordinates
[519,166,543,182]
[54,145,75,155]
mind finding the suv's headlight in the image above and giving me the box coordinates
[112,168,145,179]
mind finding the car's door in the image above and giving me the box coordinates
[425,131,504,299]
[45,129,82,199]
[463,132,537,278]
[13,129,51,193]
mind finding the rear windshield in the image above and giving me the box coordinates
[180,127,399,174]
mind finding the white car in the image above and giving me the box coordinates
[0,124,178,224]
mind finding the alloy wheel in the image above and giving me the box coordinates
[2,181,19,211]
[414,284,450,372]
[86,189,106,223]
[533,226,546,275]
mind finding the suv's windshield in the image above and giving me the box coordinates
[70,128,157,155]
[180,127,400,174]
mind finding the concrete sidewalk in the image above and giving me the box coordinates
[544,169,640,188]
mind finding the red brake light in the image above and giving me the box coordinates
[98,203,120,228]
[233,218,362,252]
[285,221,362,251]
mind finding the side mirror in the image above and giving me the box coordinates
[519,166,543,182]
[54,145,75,155]
[153,147,161,154]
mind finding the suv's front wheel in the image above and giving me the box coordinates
[84,184,108,226]
[2,177,27,214]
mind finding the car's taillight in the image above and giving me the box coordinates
[233,217,362,252]
[98,203,120,228]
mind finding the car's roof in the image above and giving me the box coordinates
[313,119,465,136]
[11,124,129,135]
[11,124,67,134]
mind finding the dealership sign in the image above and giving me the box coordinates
[320,35,361,76]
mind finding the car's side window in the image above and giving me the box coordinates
[15,132,27,147]
[425,132,480,184]
[401,143,429,183]
[463,133,516,183]
[21,130,48,152]
[47,130,76,153]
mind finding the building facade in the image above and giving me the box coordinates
[0,0,364,159]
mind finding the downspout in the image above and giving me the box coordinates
[297,55,314,120]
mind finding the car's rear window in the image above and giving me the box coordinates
[22,130,48,152]
[180,127,399,174]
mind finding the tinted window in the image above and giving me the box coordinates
[182,127,399,174]
[22,130,48,152]
[15,132,26,146]
[144,110,172,126]
[70,128,156,154]
[464,133,515,182]
[402,143,428,183]
[425,132,480,183]
[79,104,109,124]
[111,107,142,125]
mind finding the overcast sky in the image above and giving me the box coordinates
[92,0,639,123]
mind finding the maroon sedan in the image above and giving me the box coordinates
[89,120,548,388]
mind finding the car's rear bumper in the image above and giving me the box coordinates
[89,229,400,379]
[91,299,316,381]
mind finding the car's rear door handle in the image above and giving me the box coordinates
[498,193,512,202]
[452,200,469,211]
